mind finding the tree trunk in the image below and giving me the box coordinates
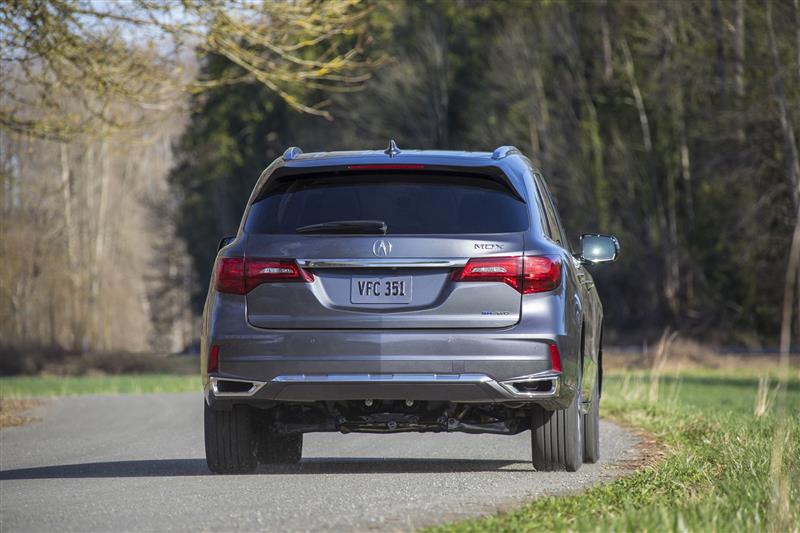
[670,2,694,225]
[564,7,608,228]
[60,143,81,350]
[586,101,608,229]
[532,64,550,168]
[528,114,541,167]
[794,0,800,82]
[774,204,800,528]
[423,13,449,148]
[89,138,111,350]
[735,0,747,143]
[711,0,728,101]
[766,0,800,210]
[664,166,681,318]
[663,5,683,318]
[600,0,613,82]
[621,38,653,153]
[781,207,800,357]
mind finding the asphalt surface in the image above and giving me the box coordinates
[1,393,640,532]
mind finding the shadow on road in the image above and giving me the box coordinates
[0,457,530,479]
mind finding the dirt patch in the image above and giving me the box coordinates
[0,399,42,429]
[610,420,668,472]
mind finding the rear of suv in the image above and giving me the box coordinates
[201,142,619,473]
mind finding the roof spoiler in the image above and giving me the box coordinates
[283,144,520,161]
[284,140,403,161]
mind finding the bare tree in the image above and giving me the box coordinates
[0,0,375,140]
[0,93,191,353]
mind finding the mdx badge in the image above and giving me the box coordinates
[373,239,392,257]
[474,243,504,250]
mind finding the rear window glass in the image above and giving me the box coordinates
[245,174,529,234]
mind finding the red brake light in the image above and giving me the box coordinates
[214,257,312,294]
[548,343,562,372]
[346,164,426,170]
[452,255,561,294]
[208,345,220,373]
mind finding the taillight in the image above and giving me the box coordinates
[214,257,313,294]
[522,256,562,293]
[451,255,561,294]
[215,257,246,294]
[548,343,562,372]
[208,345,220,373]
[452,256,523,290]
[246,259,313,285]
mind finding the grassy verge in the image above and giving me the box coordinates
[0,374,199,398]
[428,368,800,532]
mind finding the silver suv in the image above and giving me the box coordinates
[201,142,619,473]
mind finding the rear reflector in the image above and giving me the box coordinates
[548,343,562,372]
[452,255,561,294]
[214,257,313,294]
[208,345,220,373]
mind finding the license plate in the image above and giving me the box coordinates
[351,276,412,304]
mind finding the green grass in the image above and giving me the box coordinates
[0,374,199,398]
[428,368,800,532]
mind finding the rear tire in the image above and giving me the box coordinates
[257,432,303,464]
[583,371,601,463]
[531,386,583,472]
[204,403,257,474]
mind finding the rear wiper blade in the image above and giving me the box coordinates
[295,220,388,234]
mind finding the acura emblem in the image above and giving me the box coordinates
[372,239,392,257]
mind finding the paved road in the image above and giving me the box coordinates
[1,394,639,532]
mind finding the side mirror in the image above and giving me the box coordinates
[577,234,619,264]
[218,235,236,252]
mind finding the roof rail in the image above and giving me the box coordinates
[282,146,303,161]
[491,145,521,160]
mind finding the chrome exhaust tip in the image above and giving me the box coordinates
[499,373,560,398]
[209,377,266,397]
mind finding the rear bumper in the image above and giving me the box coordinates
[206,370,562,405]
[203,297,578,409]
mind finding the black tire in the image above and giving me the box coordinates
[531,386,583,472]
[257,432,303,465]
[204,403,257,474]
[583,370,601,463]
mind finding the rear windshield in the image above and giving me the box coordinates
[245,173,529,234]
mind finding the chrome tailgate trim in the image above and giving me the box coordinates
[296,258,468,269]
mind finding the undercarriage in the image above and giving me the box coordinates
[246,400,534,435]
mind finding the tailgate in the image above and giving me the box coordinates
[241,170,530,329]
[244,234,525,329]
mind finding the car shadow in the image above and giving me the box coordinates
[0,457,530,480]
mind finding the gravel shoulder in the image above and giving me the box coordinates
[0,393,641,532]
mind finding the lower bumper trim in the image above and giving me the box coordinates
[208,372,561,402]
[273,373,493,383]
